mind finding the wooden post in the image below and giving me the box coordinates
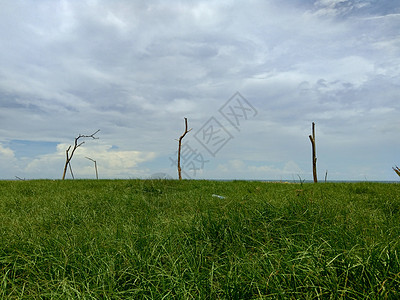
[309,122,317,183]
[94,161,98,180]
[177,118,192,180]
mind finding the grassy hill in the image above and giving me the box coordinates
[1,180,399,299]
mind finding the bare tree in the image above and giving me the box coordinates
[308,122,317,183]
[62,130,100,180]
[86,156,99,179]
[177,118,192,180]
[393,166,400,177]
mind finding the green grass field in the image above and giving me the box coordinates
[0,180,399,299]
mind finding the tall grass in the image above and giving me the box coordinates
[0,180,399,298]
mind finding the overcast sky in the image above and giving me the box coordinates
[0,0,399,181]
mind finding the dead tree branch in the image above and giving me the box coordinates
[393,166,400,177]
[68,160,75,179]
[62,129,100,180]
[177,118,192,180]
[309,122,317,183]
[86,156,99,179]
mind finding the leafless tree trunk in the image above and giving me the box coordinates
[86,157,99,179]
[62,130,100,180]
[177,118,192,180]
[309,122,317,183]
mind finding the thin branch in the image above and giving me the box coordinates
[68,161,75,179]
[85,156,95,163]
[177,118,192,180]
[393,166,400,177]
[86,156,99,179]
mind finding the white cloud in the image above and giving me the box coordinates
[0,144,14,158]
[311,0,369,17]
[20,142,156,179]
[215,159,305,180]
[0,144,20,178]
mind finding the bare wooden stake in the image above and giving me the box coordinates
[177,118,192,180]
[308,122,318,183]
[86,157,99,179]
[62,129,100,180]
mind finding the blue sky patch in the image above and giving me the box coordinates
[6,140,58,159]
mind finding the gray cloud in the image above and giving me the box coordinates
[0,0,399,180]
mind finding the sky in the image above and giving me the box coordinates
[0,0,399,181]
